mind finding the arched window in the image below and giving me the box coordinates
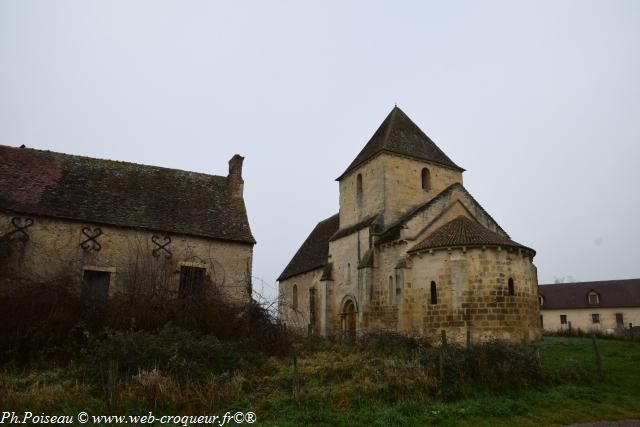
[588,291,600,305]
[292,284,298,310]
[430,281,438,305]
[508,278,515,296]
[421,168,431,191]
[388,276,394,303]
[395,269,403,303]
[356,174,363,205]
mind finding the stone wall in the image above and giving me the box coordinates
[400,190,507,243]
[278,268,323,334]
[382,154,462,225]
[327,228,370,334]
[400,247,541,344]
[338,153,463,229]
[0,212,253,302]
[338,156,385,228]
[282,151,539,344]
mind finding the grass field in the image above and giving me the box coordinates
[2,336,639,426]
[252,337,640,427]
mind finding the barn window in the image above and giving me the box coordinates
[179,266,206,298]
[508,278,515,296]
[560,314,567,325]
[588,291,600,305]
[430,281,438,305]
[81,270,111,304]
[591,313,600,324]
[616,313,624,327]
[292,284,298,310]
[356,174,363,205]
[421,168,431,191]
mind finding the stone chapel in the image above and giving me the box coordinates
[278,106,541,344]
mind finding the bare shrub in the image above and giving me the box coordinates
[0,277,82,363]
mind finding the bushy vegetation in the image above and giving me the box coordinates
[0,264,638,425]
[2,333,639,426]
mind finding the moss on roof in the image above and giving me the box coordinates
[0,145,255,244]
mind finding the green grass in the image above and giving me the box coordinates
[1,337,639,426]
[252,337,640,427]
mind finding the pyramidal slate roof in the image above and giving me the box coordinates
[337,106,463,180]
[409,215,533,254]
[278,213,339,281]
[538,279,640,309]
[0,145,255,244]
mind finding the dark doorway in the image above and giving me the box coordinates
[341,299,357,341]
[179,266,206,298]
[82,270,111,304]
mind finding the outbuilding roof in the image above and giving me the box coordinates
[538,279,640,310]
[0,145,255,244]
[337,106,463,180]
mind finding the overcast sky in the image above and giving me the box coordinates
[1,1,639,300]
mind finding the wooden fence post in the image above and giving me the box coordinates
[591,333,605,378]
[535,347,542,372]
[466,329,471,348]
[292,349,300,400]
[439,330,447,387]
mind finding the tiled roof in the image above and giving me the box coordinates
[375,183,508,246]
[409,215,533,254]
[337,106,463,180]
[539,279,640,310]
[0,145,255,244]
[278,213,339,281]
[330,214,380,241]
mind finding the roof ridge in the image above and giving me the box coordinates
[0,145,255,244]
[540,278,640,287]
[0,145,225,179]
[336,107,463,181]
[381,106,399,147]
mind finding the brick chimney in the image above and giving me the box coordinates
[228,154,244,198]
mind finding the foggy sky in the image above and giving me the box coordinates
[1,1,639,300]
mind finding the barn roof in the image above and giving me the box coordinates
[0,145,255,244]
[538,279,640,310]
[337,106,463,181]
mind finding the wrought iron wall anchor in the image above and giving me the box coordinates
[152,235,172,259]
[7,217,34,242]
[81,227,103,251]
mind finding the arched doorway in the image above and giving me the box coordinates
[341,299,357,341]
